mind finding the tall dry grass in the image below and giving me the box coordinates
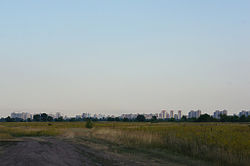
[0,122,249,165]
[88,122,250,166]
[0,123,64,138]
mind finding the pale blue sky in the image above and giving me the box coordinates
[0,0,250,117]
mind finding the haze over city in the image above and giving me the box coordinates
[1,0,250,117]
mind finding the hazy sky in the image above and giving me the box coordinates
[0,0,250,117]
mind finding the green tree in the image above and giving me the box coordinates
[69,118,76,122]
[219,114,231,122]
[41,113,48,122]
[85,119,93,129]
[115,117,120,121]
[181,116,187,121]
[47,116,53,122]
[56,116,64,122]
[107,117,115,121]
[239,115,246,122]
[197,114,213,122]
[136,115,145,122]
[230,115,239,122]
[122,118,129,122]
[151,116,157,121]
[169,118,175,122]
[33,114,41,122]
[5,116,14,122]
[247,115,250,122]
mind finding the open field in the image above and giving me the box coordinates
[0,122,250,166]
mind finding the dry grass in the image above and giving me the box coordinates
[0,122,249,166]
[89,122,250,166]
[0,133,13,139]
[0,123,63,138]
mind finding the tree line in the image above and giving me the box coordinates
[0,113,249,122]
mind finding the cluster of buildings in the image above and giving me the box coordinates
[120,110,194,120]
[7,109,250,121]
[81,113,107,119]
[10,112,63,120]
[188,110,201,119]
[158,110,182,120]
[120,109,249,120]
[239,110,250,117]
[213,110,228,119]
[156,109,201,120]
[120,113,157,120]
[120,110,183,120]
[48,112,63,119]
[10,112,32,120]
[80,113,116,119]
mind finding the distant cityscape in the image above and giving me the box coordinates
[2,109,250,121]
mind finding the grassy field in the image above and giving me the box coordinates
[0,122,249,166]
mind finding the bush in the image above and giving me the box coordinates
[85,119,93,129]
[136,115,145,122]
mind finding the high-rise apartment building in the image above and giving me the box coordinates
[239,110,250,117]
[178,110,182,120]
[166,112,170,119]
[158,112,163,119]
[82,113,91,119]
[188,110,201,119]
[161,110,166,119]
[55,112,62,119]
[213,110,227,119]
[11,112,32,120]
[174,114,178,120]
[170,110,174,118]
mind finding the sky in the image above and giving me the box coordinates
[0,0,250,117]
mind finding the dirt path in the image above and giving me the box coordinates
[0,137,205,166]
[0,138,84,166]
[0,137,156,166]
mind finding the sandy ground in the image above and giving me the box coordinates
[0,137,205,166]
[0,138,83,166]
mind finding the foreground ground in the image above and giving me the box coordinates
[0,122,249,166]
[0,138,83,166]
[0,136,208,166]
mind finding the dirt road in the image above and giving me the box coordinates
[0,137,161,166]
[0,137,206,166]
[0,138,84,166]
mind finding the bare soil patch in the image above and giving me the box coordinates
[0,136,207,166]
[0,138,83,166]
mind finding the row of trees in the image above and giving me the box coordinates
[152,114,250,122]
[0,113,64,122]
[1,113,249,122]
[196,114,250,122]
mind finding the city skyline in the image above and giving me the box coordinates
[1,105,250,118]
[3,108,250,119]
[1,1,250,117]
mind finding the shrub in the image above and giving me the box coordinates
[85,119,93,129]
